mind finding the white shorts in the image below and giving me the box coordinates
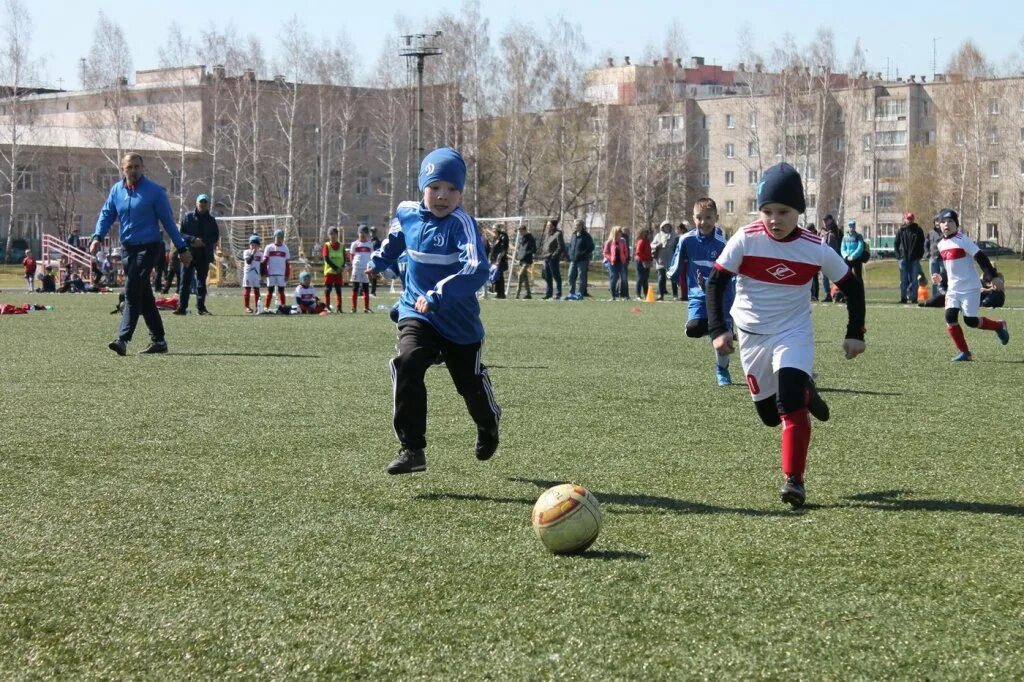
[737,319,814,402]
[350,270,369,284]
[243,270,261,288]
[267,274,287,288]
[945,290,980,319]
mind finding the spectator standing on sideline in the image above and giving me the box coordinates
[603,225,628,300]
[804,222,820,300]
[369,226,382,296]
[91,152,192,355]
[322,226,345,312]
[175,193,220,315]
[488,222,510,298]
[22,249,36,291]
[840,219,866,281]
[634,228,653,299]
[540,218,566,300]
[651,220,678,300]
[925,216,946,298]
[820,215,842,301]
[619,226,632,299]
[566,219,594,299]
[513,224,536,299]
[895,212,925,303]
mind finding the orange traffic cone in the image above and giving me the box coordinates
[645,283,656,303]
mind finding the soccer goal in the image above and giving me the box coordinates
[476,216,550,298]
[213,215,299,286]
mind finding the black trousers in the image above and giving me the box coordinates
[178,252,210,311]
[117,242,165,344]
[389,318,501,450]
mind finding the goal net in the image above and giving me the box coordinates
[213,215,304,286]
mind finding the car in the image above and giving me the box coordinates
[976,241,1016,257]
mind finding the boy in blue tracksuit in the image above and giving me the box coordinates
[368,147,501,475]
[669,198,735,386]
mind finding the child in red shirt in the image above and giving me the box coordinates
[22,249,37,291]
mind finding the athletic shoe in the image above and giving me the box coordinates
[996,320,1010,345]
[715,366,732,386]
[244,307,254,314]
[172,309,187,315]
[386,448,426,475]
[198,308,212,315]
[475,426,500,461]
[807,379,830,422]
[364,308,372,313]
[140,341,168,354]
[951,351,973,362]
[780,475,805,509]
[108,339,127,356]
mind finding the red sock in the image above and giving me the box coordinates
[780,408,811,480]
[352,289,358,309]
[363,291,370,310]
[277,289,285,305]
[947,324,969,353]
[265,291,272,308]
[243,290,250,308]
[325,290,332,307]
[978,317,1001,332]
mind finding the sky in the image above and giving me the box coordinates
[23,0,1024,89]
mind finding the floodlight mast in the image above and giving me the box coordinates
[400,32,442,174]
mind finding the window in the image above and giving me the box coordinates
[877,160,904,179]
[657,115,682,131]
[354,127,370,150]
[747,198,757,214]
[57,166,81,193]
[169,171,181,196]
[748,141,758,157]
[862,134,871,151]
[863,164,872,181]
[987,191,999,209]
[725,200,735,214]
[875,130,907,147]
[700,172,709,187]
[989,99,1001,115]
[1020,127,1024,142]
[807,194,817,209]
[875,99,907,119]
[702,115,709,130]
[804,164,817,181]
[861,195,871,210]
[725,171,735,186]
[749,111,757,128]
[726,113,735,129]
[1020,191,1024,207]
[98,167,121,188]
[374,176,391,195]
[725,143,735,158]
[877,192,896,209]
[985,223,998,240]
[922,100,930,117]
[988,127,998,144]
[877,222,898,237]
[863,104,873,121]
[926,130,936,145]
[835,136,845,151]
[990,161,1000,177]
[748,170,758,184]
[355,170,369,195]
[12,213,40,236]
[15,165,36,191]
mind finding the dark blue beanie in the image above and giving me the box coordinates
[418,147,466,192]
[757,162,806,214]
[937,208,959,226]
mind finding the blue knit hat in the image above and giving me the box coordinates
[757,162,806,214]
[418,147,466,192]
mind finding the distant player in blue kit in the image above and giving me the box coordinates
[669,197,735,386]
[368,147,501,475]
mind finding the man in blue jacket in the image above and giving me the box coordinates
[175,193,220,315]
[91,153,192,355]
[369,147,501,475]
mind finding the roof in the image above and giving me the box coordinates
[0,125,202,154]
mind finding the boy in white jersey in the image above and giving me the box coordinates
[263,229,291,310]
[932,208,1009,361]
[242,234,263,313]
[706,163,867,508]
[349,224,374,313]
[294,271,326,314]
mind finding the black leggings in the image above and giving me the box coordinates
[944,308,980,327]
[753,367,811,427]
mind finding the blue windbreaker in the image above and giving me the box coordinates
[93,175,187,248]
[370,201,489,344]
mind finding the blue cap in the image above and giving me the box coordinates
[847,219,857,228]
[756,162,805,214]
[273,229,285,238]
[418,147,466,192]
[196,194,210,203]
[248,234,261,244]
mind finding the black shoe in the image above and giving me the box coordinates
[172,309,187,316]
[386,448,427,474]
[524,294,532,299]
[807,379,829,422]
[780,475,806,508]
[140,341,168,354]
[475,426,500,461]
[108,339,127,356]
[198,308,212,315]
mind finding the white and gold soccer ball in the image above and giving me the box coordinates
[531,483,602,554]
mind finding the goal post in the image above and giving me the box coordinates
[211,215,318,286]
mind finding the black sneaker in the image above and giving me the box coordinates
[386,448,426,474]
[807,379,829,422]
[172,309,187,316]
[198,308,212,315]
[108,339,127,356]
[475,426,500,461]
[780,475,806,508]
[140,341,168,354]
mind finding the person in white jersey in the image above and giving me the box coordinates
[706,162,867,509]
[349,224,375,313]
[263,229,291,310]
[932,208,1009,361]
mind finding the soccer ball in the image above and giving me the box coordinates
[531,483,602,554]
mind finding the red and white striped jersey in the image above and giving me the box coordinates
[243,247,263,277]
[715,221,850,335]
[263,243,290,276]
[294,284,317,304]
[938,232,981,295]
[349,239,374,274]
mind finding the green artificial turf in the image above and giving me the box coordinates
[1,288,1022,678]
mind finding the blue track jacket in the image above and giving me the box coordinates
[370,201,489,344]
[93,175,187,249]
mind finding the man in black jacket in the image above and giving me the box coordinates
[488,223,510,298]
[895,212,925,303]
[175,194,220,315]
[566,219,594,298]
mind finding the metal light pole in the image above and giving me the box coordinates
[400,32,442,190]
